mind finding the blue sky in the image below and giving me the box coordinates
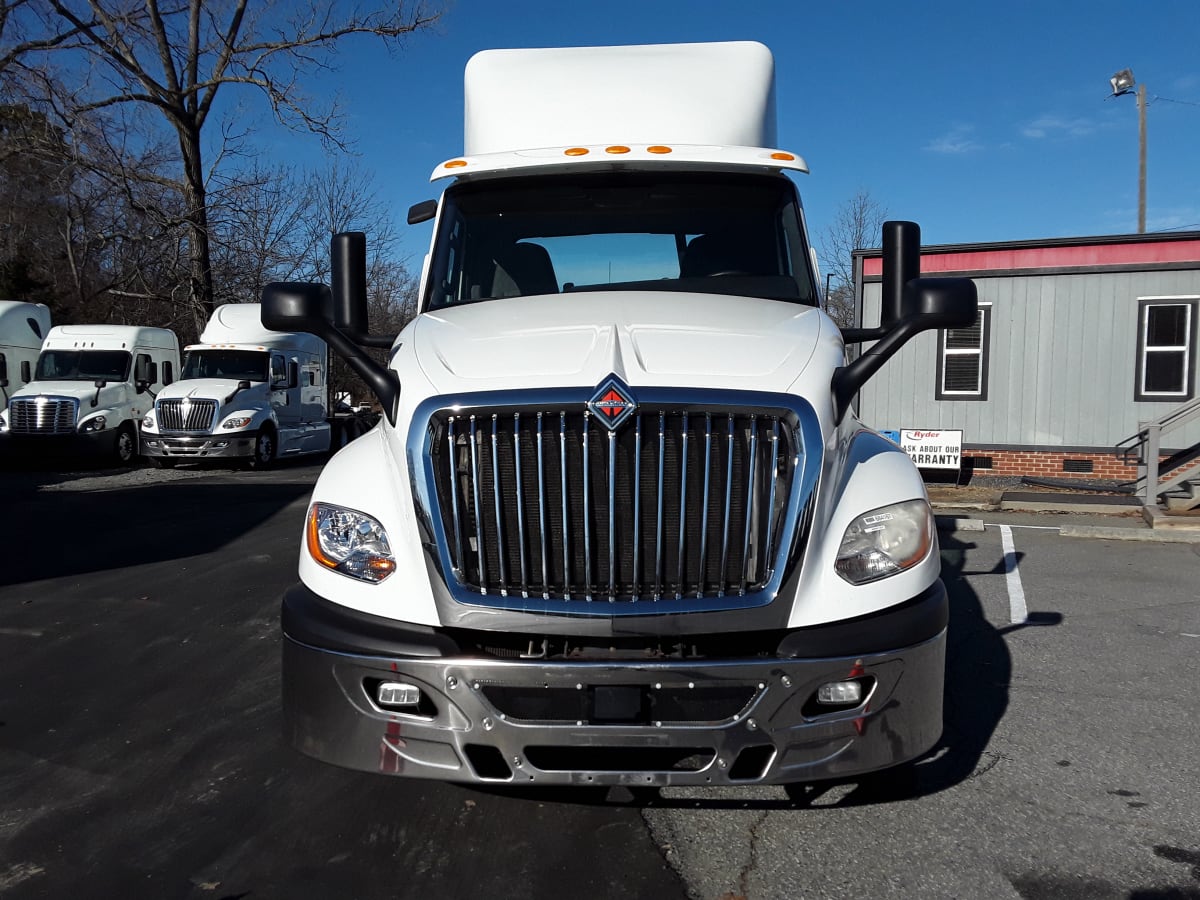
[253,0,1200,270]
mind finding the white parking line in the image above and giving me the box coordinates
[998,524,1028,625]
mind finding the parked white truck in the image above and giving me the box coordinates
[1,324,178,464]
[0,300,51,408]
[140,302,331,468]
[264,42,977,788]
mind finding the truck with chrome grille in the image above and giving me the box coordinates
[140,302,331,468]
[1,324,178,465]
[262,41,977,787]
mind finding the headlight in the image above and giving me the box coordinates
[0,413,7,430]
[142,413,155,429]
[80,416,107,432]
[306,502,396,583]
[222,416,254,429]
[834,499,934,585]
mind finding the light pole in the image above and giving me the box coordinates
[1110,68,1147,234]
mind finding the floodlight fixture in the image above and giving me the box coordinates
[1110,68,1136,96]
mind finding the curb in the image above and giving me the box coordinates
[1060,524,1200,543]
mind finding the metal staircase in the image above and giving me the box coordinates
[1114,396,1200,512]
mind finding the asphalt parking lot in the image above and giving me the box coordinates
[1,461,1198,899]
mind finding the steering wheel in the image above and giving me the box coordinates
[707,269,749,277]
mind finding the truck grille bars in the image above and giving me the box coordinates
[8,397,78,434]
[156,398,219,432]
[421,391,816,614]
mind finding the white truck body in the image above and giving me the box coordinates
[3,324,179,464]
[266,42,976,788]
[0,301,51,408]
[140,303,330,466]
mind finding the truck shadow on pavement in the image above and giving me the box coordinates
[0,478,314,586]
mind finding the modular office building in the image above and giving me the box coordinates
[852,230,1200,483]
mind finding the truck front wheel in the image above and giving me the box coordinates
[248,426,276,470]
[114,423,137,467]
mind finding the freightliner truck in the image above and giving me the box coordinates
[263,42,977,787]
[2,324,178,465]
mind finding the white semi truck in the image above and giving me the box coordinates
[0,300,51,408]
[1,324,179,464]
[263,42,977,788]
[140,302,331,468]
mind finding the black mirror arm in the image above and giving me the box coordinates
[832,318,925,423]
[342,329,400,349]
[839,325,889,345]
[323,326,401,425]
[224,380,252,405]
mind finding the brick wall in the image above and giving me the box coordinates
[964,447,1199,482]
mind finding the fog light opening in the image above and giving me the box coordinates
[364,678,438,717]
[378,682,422,708]
[801,676,875,718]
[817,681,862,705]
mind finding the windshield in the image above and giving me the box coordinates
[181,349,269,382]
[35,349,131,382]
[425,172,818,310]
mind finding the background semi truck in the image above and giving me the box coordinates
[2,324,178,465]
[140,302,332,468]
[0,301,51,409]
[263,41,977,787]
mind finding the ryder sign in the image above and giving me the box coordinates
[901,429,963,469]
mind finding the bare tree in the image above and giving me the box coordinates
[2,0,440,332]
[819,189,889,328]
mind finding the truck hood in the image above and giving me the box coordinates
[410,292,828,394]
[9,380,130,410]
[155,379,266,405]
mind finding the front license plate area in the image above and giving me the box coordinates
[590,685,649,724]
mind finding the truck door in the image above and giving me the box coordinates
[270,352,300,428]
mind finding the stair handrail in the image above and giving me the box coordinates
[1126,395,1200,505]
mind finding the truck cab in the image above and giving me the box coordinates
[0,301,51,412]
[140,302,330,467]
[2,324,178,465]
[263,42,976,788]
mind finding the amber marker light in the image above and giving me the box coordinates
[770,152,796,161]
[306,506,339,570]
[647,145,673,154]
[443,159,468,169]
[367,557,397,578]
[605,145,631,154]
[564,147,590,156]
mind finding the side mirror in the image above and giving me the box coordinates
[832,277,977,422]
[262,281,333,334]
[20,360,31,383]
[407,199,438,225]
[288,360,299,390]
[901,277,977,329]
[262,280,400,424]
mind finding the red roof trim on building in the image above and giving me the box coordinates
[859,235,1200,277]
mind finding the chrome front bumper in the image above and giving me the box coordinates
[281,586,947,786]
[141,433,254,459]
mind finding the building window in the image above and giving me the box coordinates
[1135,297,1198,402]
[936,303,990,400]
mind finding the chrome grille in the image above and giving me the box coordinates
[8,397,78,434]
[156,398,218,433]
[427,404,804,606]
